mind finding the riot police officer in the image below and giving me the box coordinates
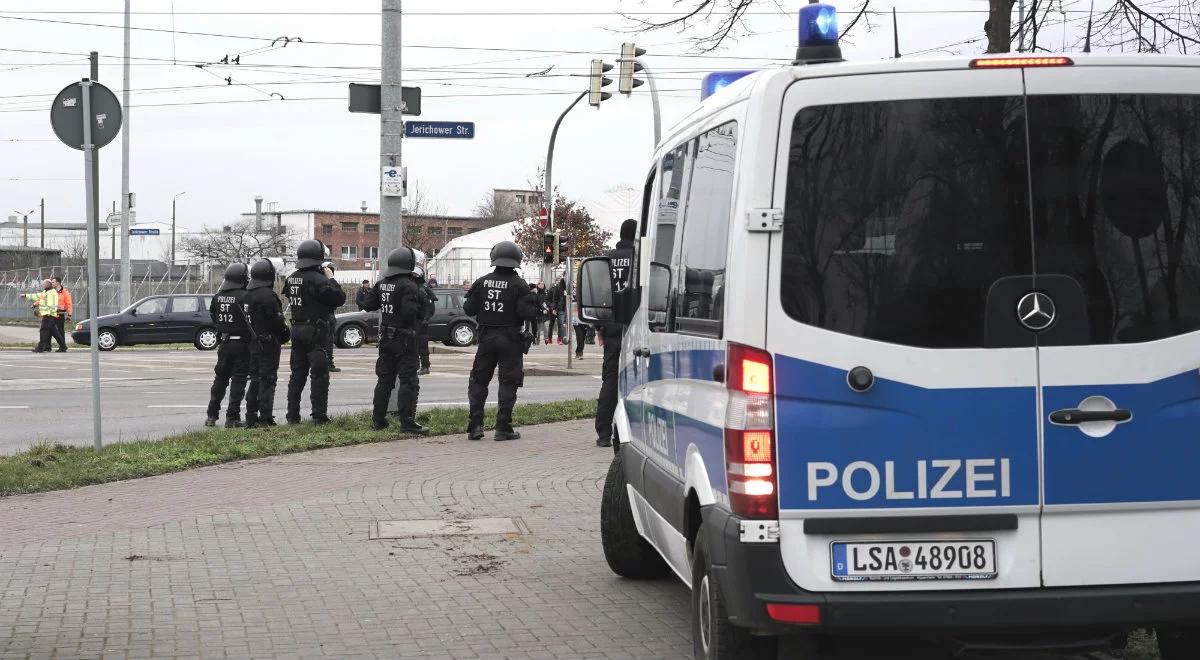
[413,264,438,375]
[463,241,539,441]
[595,219,638,448]
[361,247,427,432]
[284,240,346,424]
[205,262,251,428]
[244,258,289,428]
[321,260,341,373]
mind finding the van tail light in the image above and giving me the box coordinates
[726,343,777,519]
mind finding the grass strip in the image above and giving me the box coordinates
[0,399,597,497]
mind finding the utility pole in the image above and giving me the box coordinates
[119,0,132,309]
[379,0,404,260]
[39,198,44,249]
[172,192,185,266]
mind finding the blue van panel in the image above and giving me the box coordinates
[774,356,1039,511]
[1043,370,1200,506]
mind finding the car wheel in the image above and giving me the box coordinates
[450,322,476,347]
[96,328,118,352]
[600,451,670,580]
[1158,627,1200,660]
[339,323,366,349]
[691,532,777,660]
[194,327,219,351]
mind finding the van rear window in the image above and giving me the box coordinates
[781,93,1200,348]
[780,97,1031,349]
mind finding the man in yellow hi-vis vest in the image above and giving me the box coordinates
[24,279,59,353]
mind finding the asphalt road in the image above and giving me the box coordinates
[0,343,603,455]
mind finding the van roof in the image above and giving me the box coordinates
[657,53,1200,156]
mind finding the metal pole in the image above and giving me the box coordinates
[39,198,44,248]
[566,257,573,370]
[89,52,100,265]
[81,78,104,452]
[119,0,132,310]
[379,0,404,258]
[1018,0,1026,52]
[543,90,588,285]
[636,59,662,147]
[22,213,28,246]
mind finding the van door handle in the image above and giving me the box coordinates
[1049,409,1132,425]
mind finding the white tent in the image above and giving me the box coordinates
[425,221,536,286]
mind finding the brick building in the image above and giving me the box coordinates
[239,209,486,270]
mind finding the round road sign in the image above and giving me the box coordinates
[50,80,122,151]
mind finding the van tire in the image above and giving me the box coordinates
[691,532,778,660]
[600,452,670,580]
[1157,627,1200,659]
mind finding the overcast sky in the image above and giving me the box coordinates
[0,0,1085,231]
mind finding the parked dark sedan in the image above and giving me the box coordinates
[72,294,219,351]
[335,287,477,349]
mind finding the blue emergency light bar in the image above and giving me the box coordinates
[795,1,843,64]
[701,70,756,100]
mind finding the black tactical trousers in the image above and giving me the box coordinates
[417,323,431,370]
[245,340,281,425]
[595,326,622,442]
[468,326,524,431]
[373,329,420,424]
[323,314,337,367]
[287,324,331,421]
[207,338,251,420]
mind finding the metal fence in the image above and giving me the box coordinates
[0,258,574,320]
[0,265,220,320]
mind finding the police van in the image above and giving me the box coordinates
[576,3,1200,658]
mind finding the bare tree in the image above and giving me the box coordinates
[180,219,298,266]
[402,180,448,254]
[627,0,872,52]
[1085,0,1200,54]
[473,192,522,229]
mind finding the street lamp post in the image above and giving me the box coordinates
[12,208,35,247]
[171,191,186,266]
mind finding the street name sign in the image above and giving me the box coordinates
[404,121,475,139]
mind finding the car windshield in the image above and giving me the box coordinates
[780,93,1200,348]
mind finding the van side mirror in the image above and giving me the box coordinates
[648,262,671,313]
[577,257,615,324]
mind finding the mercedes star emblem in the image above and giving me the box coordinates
[1017,292,1056,332]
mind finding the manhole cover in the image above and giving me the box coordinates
[370,517,527,539]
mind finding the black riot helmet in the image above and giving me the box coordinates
[296,239,325,269]
[247,258,276,290]
[220,262,249,291]
[382,246,416,278]
[490,241,523,269]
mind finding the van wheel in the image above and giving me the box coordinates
[194,328,219,351]
[1157,627,1200,659]
[692,532,777,660]
[600,451,669,580]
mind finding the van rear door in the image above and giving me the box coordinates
[1025,66,1200,587]
[769,70,1043,592]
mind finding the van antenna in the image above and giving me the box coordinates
[1083,0,1095,53]
[893,7,901,58]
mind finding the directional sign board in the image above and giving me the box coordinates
[405,121,475,139]
[50,81,123,150]
[348,84,421,116]
[129,228,159,236]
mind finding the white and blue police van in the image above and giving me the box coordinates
[576,3,1200,658]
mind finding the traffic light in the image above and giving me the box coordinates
[619,43,646,95]
[589,59,613,107]
[542,234,556,264]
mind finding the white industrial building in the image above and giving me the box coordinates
[0,218,189,263]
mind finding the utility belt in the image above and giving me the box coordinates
[290,317,329,345]
[479,325,533,354]
[380,325,416,355]
[219,332,249,342]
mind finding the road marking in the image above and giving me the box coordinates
[146,404,208,409]
[0,405,30,409]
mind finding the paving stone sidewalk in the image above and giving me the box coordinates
[0,420,690,659]
[0,420,1142,660]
